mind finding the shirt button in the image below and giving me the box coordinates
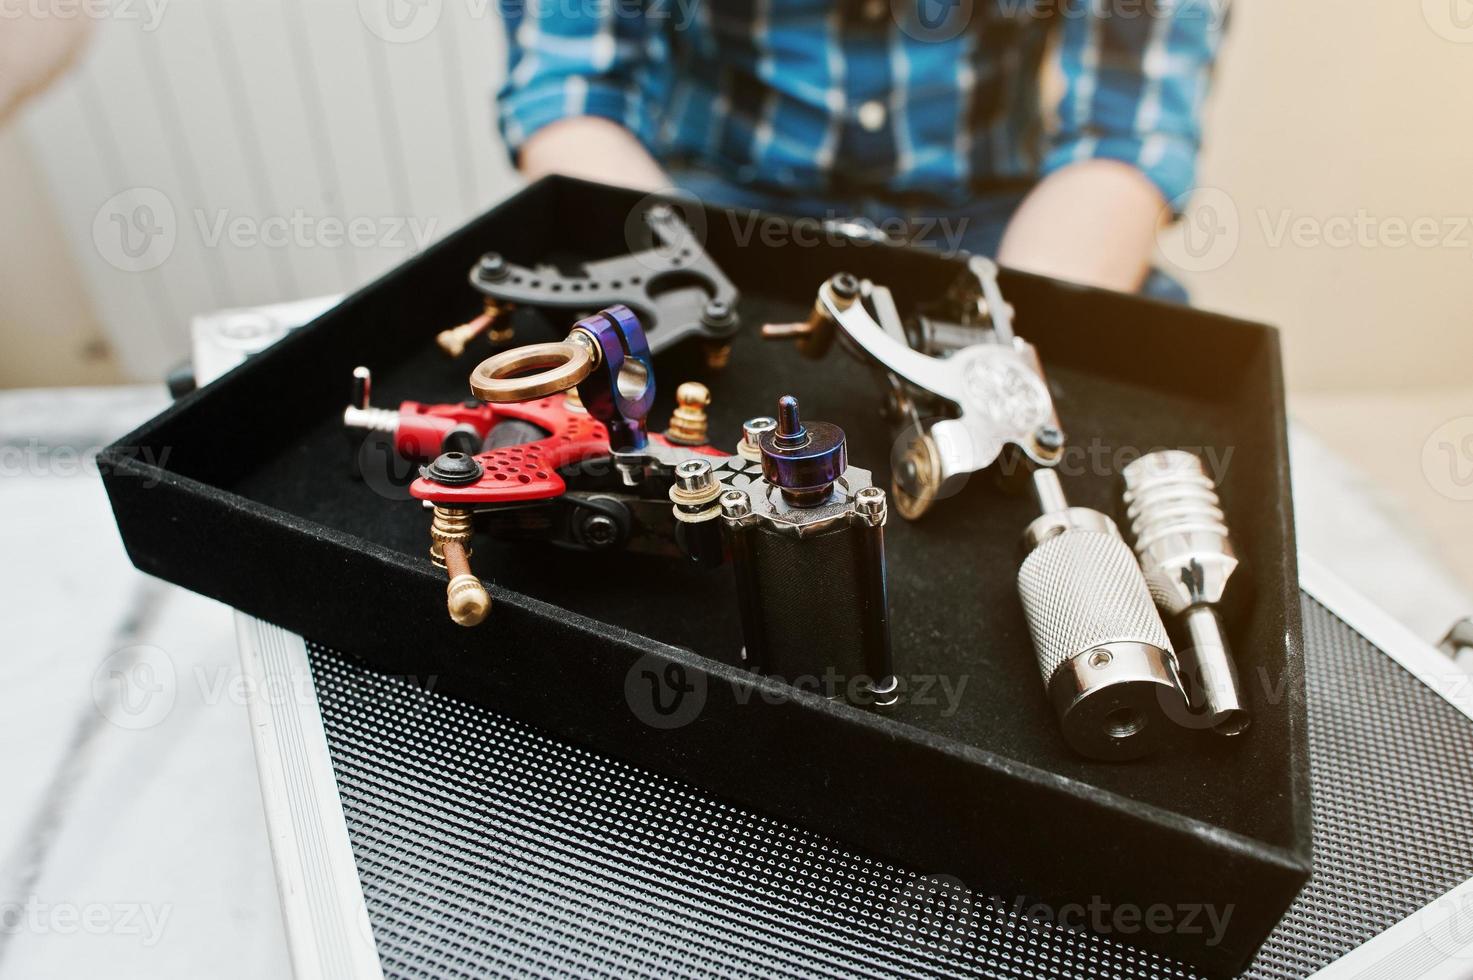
[862,0,887,21]
[858,100,887,132]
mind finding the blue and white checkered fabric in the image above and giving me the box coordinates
[498,0,1225,207]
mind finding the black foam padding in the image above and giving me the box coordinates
[311,595,1473,979]
[100,177,1307,972]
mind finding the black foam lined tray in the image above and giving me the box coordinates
[101,177,1309,976]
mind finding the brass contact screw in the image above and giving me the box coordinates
[437,299,508,357]
[488,324,515,344]
[760,274,856,358]
[430,506,491,627]
[703,341,733,371]
[665,382,711,445]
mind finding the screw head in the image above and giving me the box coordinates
[832,272,860,299]
[855,486,887,520]
[477,253,508,280]
[581,513,619,547]
[720,490,751,520]
[425,452,483,486]
[674,459,716,493]
[1035,425,1065,453]
[701,299,734,326]
[743,417,776,441]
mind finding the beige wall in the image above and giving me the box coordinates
[1163,0,1473,393]
[1156,0,1473,599]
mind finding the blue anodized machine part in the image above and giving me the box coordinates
[569,304,655,452]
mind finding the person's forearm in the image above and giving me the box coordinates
[997,159,1168,293]
[517,116,669,192]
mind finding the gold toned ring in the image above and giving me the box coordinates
[469,341,595,402]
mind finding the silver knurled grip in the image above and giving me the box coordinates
[1017,470,1186,761]
[1018,529,1173,685]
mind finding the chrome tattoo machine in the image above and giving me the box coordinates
[670,397,897,707]
[1122,451,1249,736]
[763,256,1062,519]
[1017,468,1188,761]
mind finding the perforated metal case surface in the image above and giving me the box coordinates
[308,594,1473,979]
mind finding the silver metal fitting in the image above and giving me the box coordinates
[1046,641,1185,756]
[854,485,888,526]
[343,365,399,434]
[342,404,399,435]
[669,459,723,522]
[674,458,718,494]
[719,489,752,521]
[738,416,777,461]
[868,673,900,709]
[1122,450,1249,736]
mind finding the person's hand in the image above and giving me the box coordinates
[997,159,1168,294]
[518,116,670,193]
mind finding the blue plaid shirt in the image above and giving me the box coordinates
[497,0,1224,208]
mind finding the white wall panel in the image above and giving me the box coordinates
[211,0,347,299]
[448,0,519,208]
[19,0,520,380]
